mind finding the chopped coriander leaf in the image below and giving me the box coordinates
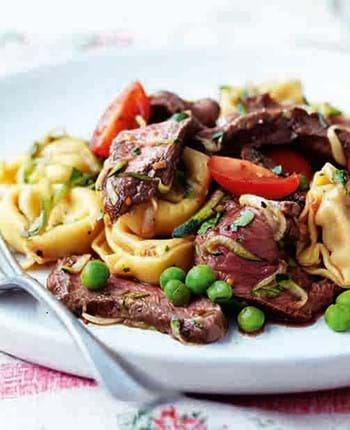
[231,210,255,232]
[272,165,283,176]
[197,212,222,235]
[332,168,349,187]
[236,103,247,115]
[298,175,309,191]
[172,112,189,122]
[133,147,141,156]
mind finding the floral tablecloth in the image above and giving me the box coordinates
[2,7,350,427]
[2,351,350,429]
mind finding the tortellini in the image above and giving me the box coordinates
[0,156,27,184]
[92,217,193,284]
[92,147,207,282]
[120,147,211,238]
[297,163,350,287]
[220,80,304,116]
[17,133,101,185]
[0,183,103,267]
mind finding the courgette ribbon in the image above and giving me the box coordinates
[203,235,262,262]
[172,190,225,238]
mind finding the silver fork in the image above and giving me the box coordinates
[0,234,180,406]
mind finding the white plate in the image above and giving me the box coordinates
[1,46,350,394]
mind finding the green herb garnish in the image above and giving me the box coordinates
[272,165,283,176]
[237,103,247,115]
[197,212,222,235]
[172,112,189,122]
[133,147,141,156]
[332,168,349,188]
[53,168,96,205]
[172,190,225,238]
[231,210,255,232]
[298,175,309,191]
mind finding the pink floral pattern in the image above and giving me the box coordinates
[0,362,95,400]
[152,406,206,430]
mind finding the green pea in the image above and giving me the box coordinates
[325,303,350,332]
[185,264,216,295]
[336,290,350,308]
[207,280,233,304]
[80,260,110,291]
[237,306,265,333]
[164,280,191,306]
[160,266,186,290]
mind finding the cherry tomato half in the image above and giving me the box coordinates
[208,156,300,199]
[264,148,312,180]
[91,81,150,158]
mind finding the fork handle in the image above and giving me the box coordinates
[2,274,177,405]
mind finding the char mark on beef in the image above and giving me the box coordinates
[47,257,227,344]
[195,199,338,322]
[150,90,220,127]
[101,114,193,221]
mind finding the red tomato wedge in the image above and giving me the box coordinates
[208,156,300,199]
[91,81,150,158]
[264,148,312,180]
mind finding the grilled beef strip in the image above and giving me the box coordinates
[195,200,338,322]
[101,114,193,221]
[47,257,227,344]
[150,90,220,127]
[195,94,350,168]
